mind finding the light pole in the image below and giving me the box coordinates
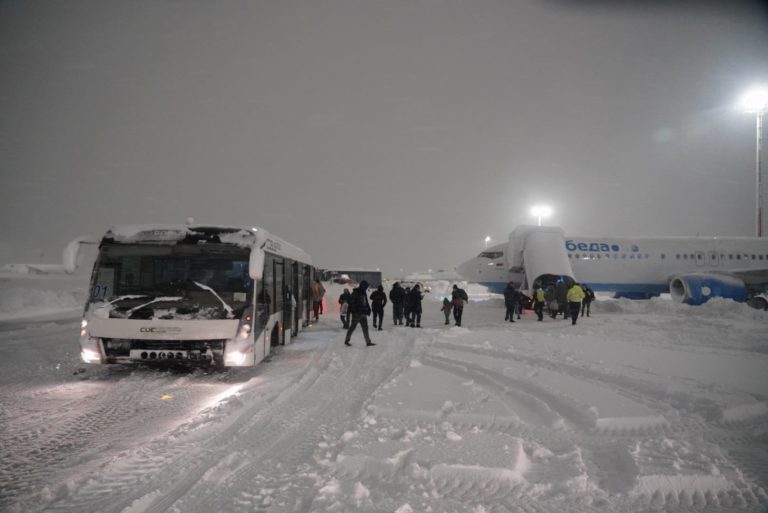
[740,85,768,237]
[484,236,491,249]
[530,205,552,226]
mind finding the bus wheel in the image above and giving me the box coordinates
[270,324,281,347]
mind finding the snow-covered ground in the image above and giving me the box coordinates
[1,278,767,513]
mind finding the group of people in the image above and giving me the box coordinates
[328,277,595,348]
[339,281,469,346]
[527,281,595,325]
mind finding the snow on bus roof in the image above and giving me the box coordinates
[103,224,312,264]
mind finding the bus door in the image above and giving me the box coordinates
[273,258,285,345]
[292,261,300,334]
[283,260,293,339]
[304,265,312,326]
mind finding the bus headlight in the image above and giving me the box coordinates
[81,348,101,363]
[225,351,247,366]
[80,319,88,337]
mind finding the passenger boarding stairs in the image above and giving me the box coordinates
[507,226,575,290]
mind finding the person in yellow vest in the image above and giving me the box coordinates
[566,281,586,325]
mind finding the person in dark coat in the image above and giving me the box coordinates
[344,281,375,347]
[389,282,406,325]
[545,284,558,319]
[338,288,352,328]
[555,280,569,319]
[581,285,595,317]
[403,287,412,327]
[370,285,388,330]
[408,284,424,327]
[503,282,519,322]
[451,284,468,326]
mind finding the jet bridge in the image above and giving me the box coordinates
[507,226,575,290]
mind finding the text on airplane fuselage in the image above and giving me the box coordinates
[565,240,639,253]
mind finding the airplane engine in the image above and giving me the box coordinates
[669,273,747,305]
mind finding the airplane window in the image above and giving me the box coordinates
[568,254,572,258]
[729,254,733,260]
[661,254,666,259]
[683,254,688,260]
[676,254,680,259]
[760,255,764,260]
[645,254,650,259]
[622,254,627,259]
[737,255,741,260]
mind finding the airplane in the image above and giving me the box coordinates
[456,225,768,309]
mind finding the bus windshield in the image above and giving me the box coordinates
[89,244,253,320]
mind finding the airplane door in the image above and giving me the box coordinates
[695,251,705,267]
[708,251,719,267]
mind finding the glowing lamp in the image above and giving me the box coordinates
[739,86,768,114]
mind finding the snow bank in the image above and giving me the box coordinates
[596,295,768,320]
[0,287,81,320]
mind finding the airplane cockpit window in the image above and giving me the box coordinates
[479,251,504,259]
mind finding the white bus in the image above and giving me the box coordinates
[78,224,317,367]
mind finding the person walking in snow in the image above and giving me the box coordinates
[581,284,595,317]
[567,282,586,326]
[533,283,546,322]
[389,282,406,325]
[451,284,468,327]
[311,279,325,321]
[441,297,453,325]
[338,288,352,329]
[503,282,519,322]
[370,285,387,330]
[344,280,375,347]
[403,287,413,327]
[556,279,569,320]
[408,284,424,327]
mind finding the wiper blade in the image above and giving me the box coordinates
[126,296,184,317]
[192,281,235,319]
[107,294,153,305]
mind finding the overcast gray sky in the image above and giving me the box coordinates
[1,0,767,276]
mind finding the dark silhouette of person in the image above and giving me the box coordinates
[338,288,352,328]
[581,285,595,317]
[503,282,519,322]
[451,284,468,327]
[403,287,413,327]
[344,281,375,347]
[389,282,406,325]
[370,285,388,330]
[408,284,423,327]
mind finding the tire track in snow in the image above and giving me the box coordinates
[170,330,419,513]
[41,329,411,513]
[37,343,332,513]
